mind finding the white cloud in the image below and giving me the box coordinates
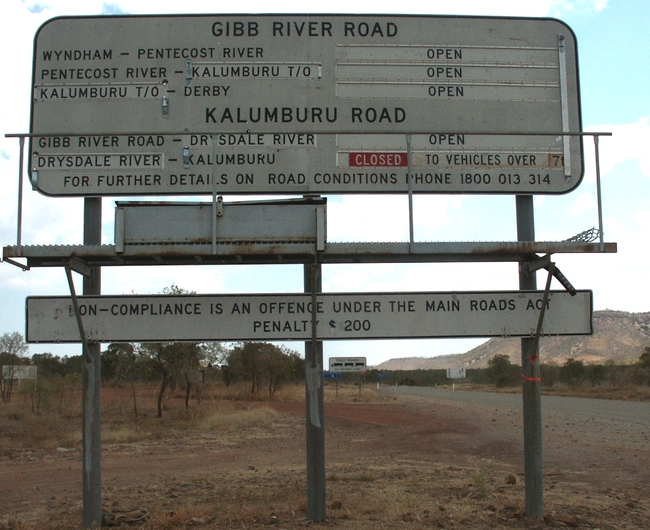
[569,192,596,216]
[50,0,558,17]
[587,116,650,179]
[550,0,609,16]
[633,208,650,230]
[327,196,410,242]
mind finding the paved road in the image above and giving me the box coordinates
[381,386,650,454]
[382,386,649,425]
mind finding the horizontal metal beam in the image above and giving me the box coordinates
[4,240,617,268]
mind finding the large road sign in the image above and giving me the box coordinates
[26,290,592,343]
[30,15,582,196]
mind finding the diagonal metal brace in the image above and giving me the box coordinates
[523,254,576,296]
[64,262,92,363]
[68,257,92,278]
[523,261,556,385]
[2,257,30,271]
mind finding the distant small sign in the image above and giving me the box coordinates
[2,365,37,380]
[324,372,342,379]
[328,357,366,372]
[446,367,466,379]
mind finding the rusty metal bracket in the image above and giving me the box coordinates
[2,257,29,271]
[533,262,555,343]
[64,262,92,363]
[524,254,552,274]
[524,254,576,296]
[68,257,92,278]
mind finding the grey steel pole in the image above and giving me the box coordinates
[516,195,543,519]
[17,136,25,247]
[406,133,414,247]
[82,197,102,528]
[304,263,326,522]
[594,135,605,252]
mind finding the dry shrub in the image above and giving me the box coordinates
[323,382,394,404]
[208,381,265,401]
[0,381,295,453]
[269,382,304,401]
[0,396,81,452]
[543,384,650,401]
[101,424,142,444]
[145,505,212,530]
[199,404,279,433]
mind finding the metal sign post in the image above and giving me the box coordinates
[516,195,543,519]
[82,198,102,528]
[304,263,326,522]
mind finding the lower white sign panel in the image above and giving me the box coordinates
[26,291,592,343]
[329,357,367,372]
[31,132,578,196]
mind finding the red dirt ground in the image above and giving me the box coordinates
[1,391,648,529]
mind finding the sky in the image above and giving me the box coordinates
[1,0,649,366]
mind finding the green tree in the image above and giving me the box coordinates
[202,342,229,368]
[225,342,303,396]
[137,284,205,417]
[587,364,607,387]
[139,341,203,418]
[31,353,66,378]
[540,362,560,388]
[61,354,83,376]
[268,346,304,396]
[227,342,269,394]
[486,354,519,387]
[102,343,137,384]
[1,332,29,403]
[638,347,650,368]
[0,332,29,358]
[560,358,586,386]
[634,347,650,386]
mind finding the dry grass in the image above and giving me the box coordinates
[2,382,649,530]
[541,384,650,401]
[449,382,650,401]
[99,456,646,530]
[0,381,386,454]
[0,382,294,454]
[2,378,647,456]
[95,457,522,529]
[2,378,646,455]
[323,381,394,403]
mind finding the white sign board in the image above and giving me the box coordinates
[329,357,367,372]
[30,15,582,196]
[114,199,326,249]
[26,290,592,343]
[446,367,466,379]
[2,365,37,380]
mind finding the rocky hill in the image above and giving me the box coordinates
[376,310,650,370]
